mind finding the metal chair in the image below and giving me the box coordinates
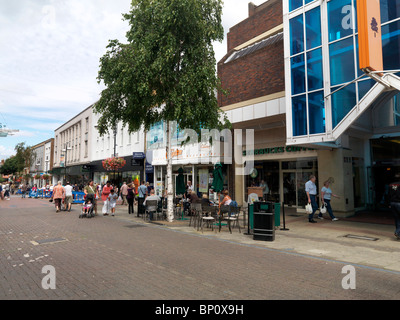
[224,205,241,233]
[200,204,217,233]
[218,205,231,232]
[144,200,158,221]
[189,201,202,228]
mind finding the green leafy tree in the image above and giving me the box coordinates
[14,142,34,178]
[0,156,18,175]
[95,0,229,221]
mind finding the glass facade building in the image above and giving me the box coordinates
[284,0,400,143]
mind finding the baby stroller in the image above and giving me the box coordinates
[79,194,95,218]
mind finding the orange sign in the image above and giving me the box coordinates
[357,0,383,72]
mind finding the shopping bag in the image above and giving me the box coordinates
[305,203,313,214]
[320,203,327,214]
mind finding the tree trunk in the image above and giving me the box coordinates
[166,121,174,222]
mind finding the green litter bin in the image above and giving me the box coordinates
[274,203,281,227]
[252,202,275,241]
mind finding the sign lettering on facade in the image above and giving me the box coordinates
[243,146,315,156]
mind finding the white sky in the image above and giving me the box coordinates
[0,0,266,160]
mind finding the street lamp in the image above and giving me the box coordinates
[113,124,117,184]
[62,144,72,184]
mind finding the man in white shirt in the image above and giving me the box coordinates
[305,175,318,223]
[64,181,74,212]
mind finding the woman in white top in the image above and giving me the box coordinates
[320,180,340,221]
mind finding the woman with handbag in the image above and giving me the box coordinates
[320,180,339,221]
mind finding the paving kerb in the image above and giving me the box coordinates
[109,203,400,273]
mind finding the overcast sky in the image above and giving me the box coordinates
[0,0,266,161]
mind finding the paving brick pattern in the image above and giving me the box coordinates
[1,196,400,300]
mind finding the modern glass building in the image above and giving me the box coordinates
[284,0,400,144]
[283,0,400,213]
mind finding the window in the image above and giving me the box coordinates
[329,37,355,86]
[290,15,304,55]
[307,48,323,91]
[291,54,306,95]
[305,7,321,50]
[292,94,307,136]
[308,90,325,134]
[331,83,356,128]
[327,0,353,42]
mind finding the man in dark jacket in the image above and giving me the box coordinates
[389,180,400,239]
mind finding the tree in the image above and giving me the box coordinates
[95,0,229,222]
[0,156,18,175]
[14,142,34,176]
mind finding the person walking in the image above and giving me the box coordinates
[127,183,135,214]
[107,189,119,216]
[389,179,400,239]
[64,181,74,212]
[320,180,339,221]
[120,181,128,205]
[305,175,318,223]
[83,180,99,216]
[51,181,65,213]
[137,181,147,217]
[21,183,28,199]
[101,181,113,202]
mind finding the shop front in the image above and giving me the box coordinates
[370,136,400,210]
[241,144,318,210]
[91,155,143,192]
[150,140,231,198]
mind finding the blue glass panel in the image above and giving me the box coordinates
[305,0,314,4]
[331,83,356,128]
[307,48,323,91]
[308,91,325,134]
[290,15,304,55]
[305,7,321,50]
[291,54,306,95]
[328,0,353,42]
[358,79,375,101]
[329,37,355,86]
[380,0,400,24]
[292,95,307,136]
[289,0,303,12]
[382,20,400,71]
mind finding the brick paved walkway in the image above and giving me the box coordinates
[1,196,400,300]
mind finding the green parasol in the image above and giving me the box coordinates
[176,167,186,195]
[211,163,223,193]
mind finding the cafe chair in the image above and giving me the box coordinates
[144,200,158,222]
[200,204,216,233]
[224,205,241,233]
[189,201,202,228]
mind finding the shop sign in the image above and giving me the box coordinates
[357,0,383,72]
[243,146,315,156]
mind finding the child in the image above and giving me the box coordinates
[83,199,93,215]
[108,189,119,216]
